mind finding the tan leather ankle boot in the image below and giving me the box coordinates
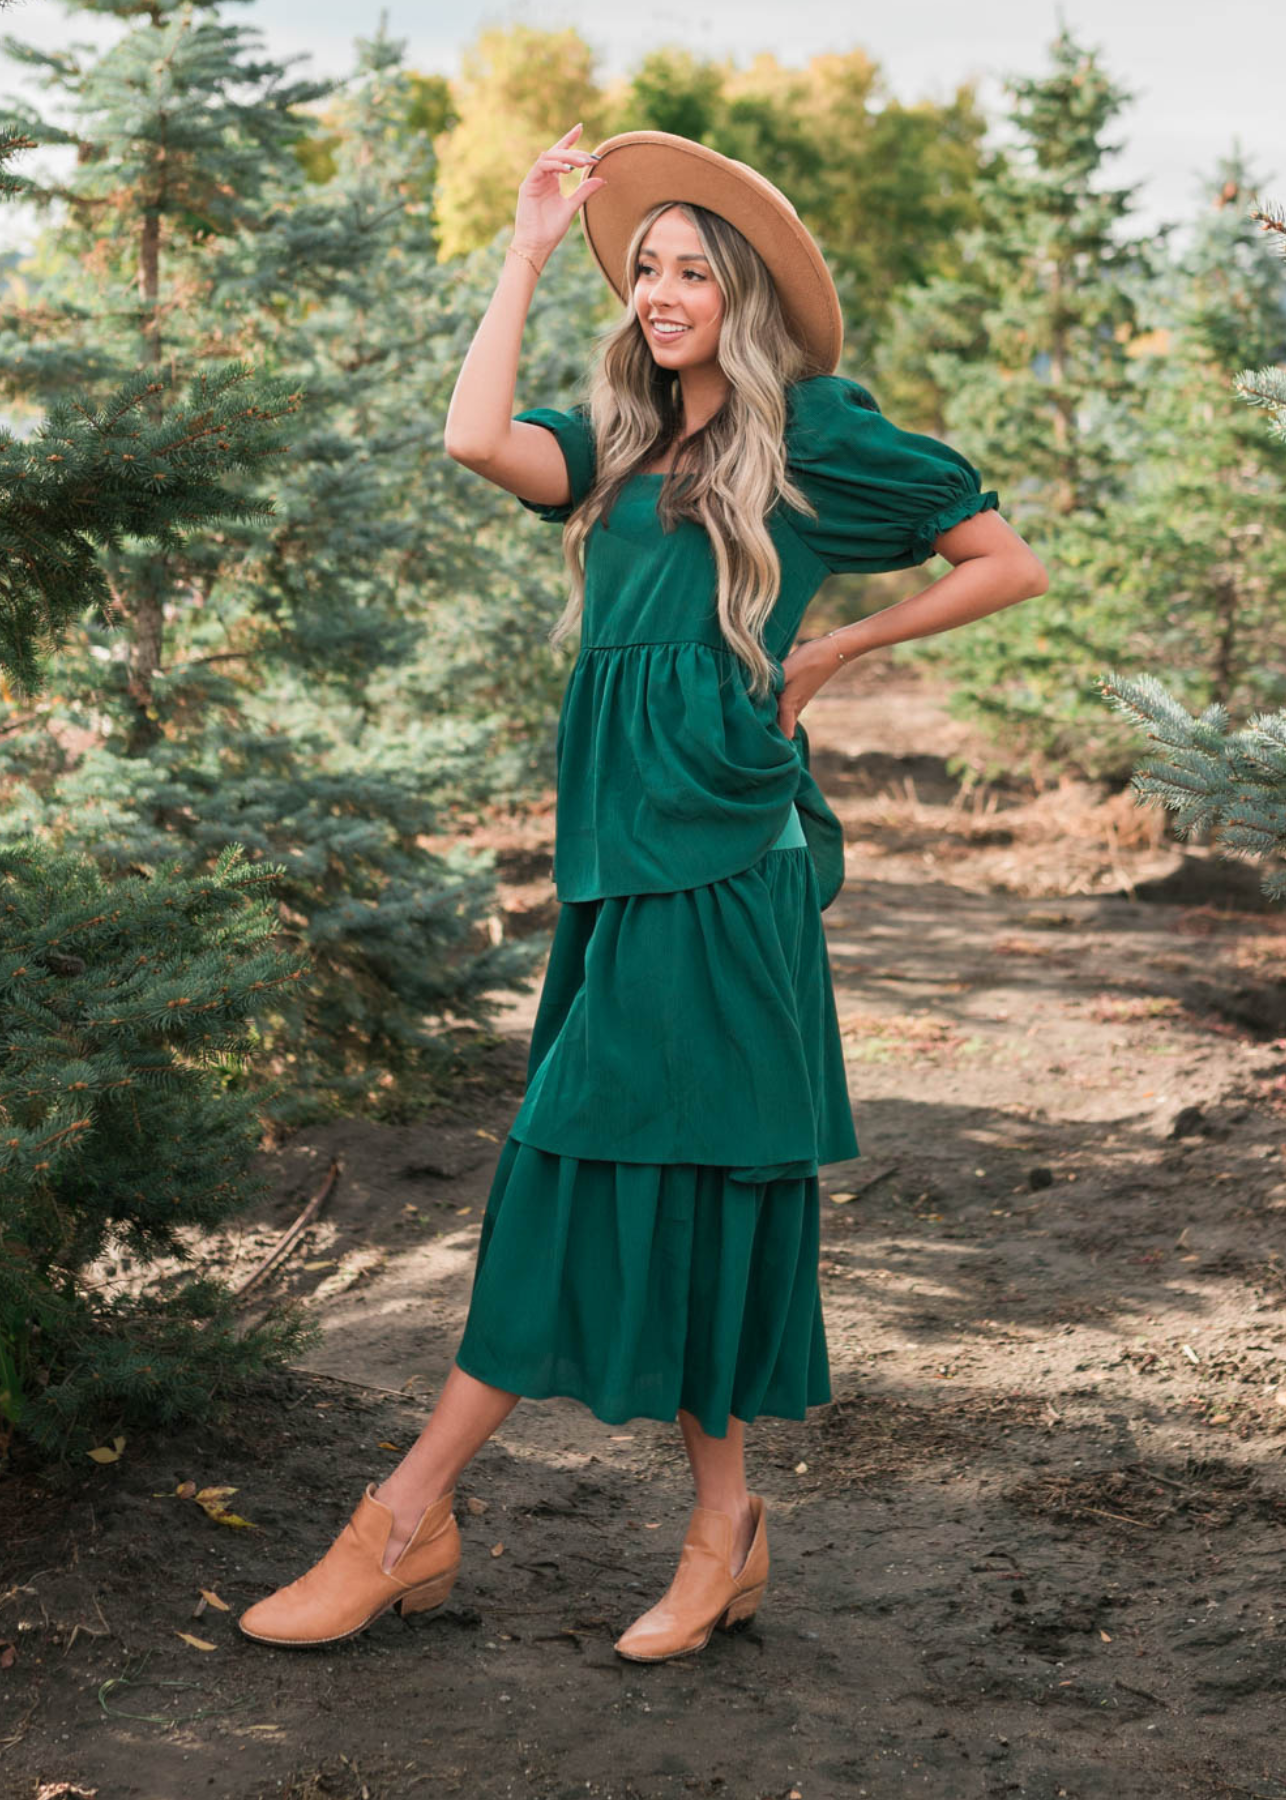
[238,1484,460,1649]
[614,1492,768,1663]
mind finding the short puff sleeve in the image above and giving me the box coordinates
[783,375,999,573]
[512,403,596,523]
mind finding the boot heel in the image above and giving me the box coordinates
[718,1581,766,1630]
[394,1565,459,1618]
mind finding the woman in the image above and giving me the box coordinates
[239,126,1048,1661]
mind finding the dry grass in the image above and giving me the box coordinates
[1003,1457,1286,1534]
[836,771,1174,899]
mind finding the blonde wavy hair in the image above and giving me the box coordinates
[549,200,820,700]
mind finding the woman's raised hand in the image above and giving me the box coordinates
[511,124,606,270]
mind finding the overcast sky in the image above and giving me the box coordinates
[1,0,1280,250]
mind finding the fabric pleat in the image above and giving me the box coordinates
[509,830,859,1180]
[454,823,856,1438]
[454,1135,832,1440]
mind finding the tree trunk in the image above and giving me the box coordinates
[125,131,167,755]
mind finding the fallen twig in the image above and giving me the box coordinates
[0,1694,40,1753]
[1079,1505,1157,1529]
[1113,1677,1175,1712]
[232,1158,341,1303]
[287,1368,436,1403]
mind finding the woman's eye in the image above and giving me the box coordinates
[635,264,704,281]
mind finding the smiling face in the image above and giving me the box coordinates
[632,205,725,370]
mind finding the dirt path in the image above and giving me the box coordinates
[5,655,1286,1800]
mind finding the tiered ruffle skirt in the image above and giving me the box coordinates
[454,805,859,1439]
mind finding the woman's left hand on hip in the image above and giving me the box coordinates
[776,636,847,739]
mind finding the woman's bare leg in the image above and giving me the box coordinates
[678,1407,756,1568]
[373,1360,520,1570]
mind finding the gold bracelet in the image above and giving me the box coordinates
[506,242,546,278]
[823,627,852,664]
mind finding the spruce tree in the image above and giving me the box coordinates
[0,841,316,1458]
[868,25,1167,772]
[0,8,553,1122]
[1102,193,1286,903]
[1,112,314,1459]
[1099,674,1286,903]
[0,254,303,697]
[1093,156,1286,719]
[877,23,1157,511]
[0,0,333,748]
[935,144,1286,775]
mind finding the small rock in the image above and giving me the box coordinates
[1169,1105,1204,1140]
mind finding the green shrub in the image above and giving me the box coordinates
[0,838,317,1459]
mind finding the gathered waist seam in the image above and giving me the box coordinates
[578,637,735,654]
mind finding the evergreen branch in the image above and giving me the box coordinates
[0,122,36,198]
[79,965,308,1033]
[1,175,112,210]
[1247,194,1286,247]
[0,36,89,86]
[1232,364,1286,415]
[1100,671,1286,903]
[0,363,304,697]
[2,299,162,336]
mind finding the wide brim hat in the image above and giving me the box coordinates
[575,129,843,378]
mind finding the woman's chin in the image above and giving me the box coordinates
[648,343,715,372]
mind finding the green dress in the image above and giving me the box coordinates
[454,374,998,1437]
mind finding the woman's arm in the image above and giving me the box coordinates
[443,123,604,510]
[827,510,1048,656]
[777,509,1049,737]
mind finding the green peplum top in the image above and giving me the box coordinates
[514,373,999,911]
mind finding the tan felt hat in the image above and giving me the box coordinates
[576,129,843,378]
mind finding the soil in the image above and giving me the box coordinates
[5,651,1286,1800]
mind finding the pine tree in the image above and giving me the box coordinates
[0,8,554,1123]
[1,91,314,1460]
[864,25,1174,773]
[1098,675,1286,903]
[877,23,1157,513]
[0,0,333,748]
[0,839,318,1459]
[941,144,1286,775]
[0,358,304,700]
[1101,194,1286,903]
[1091,156,1286,718]
[209,23,577,812]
